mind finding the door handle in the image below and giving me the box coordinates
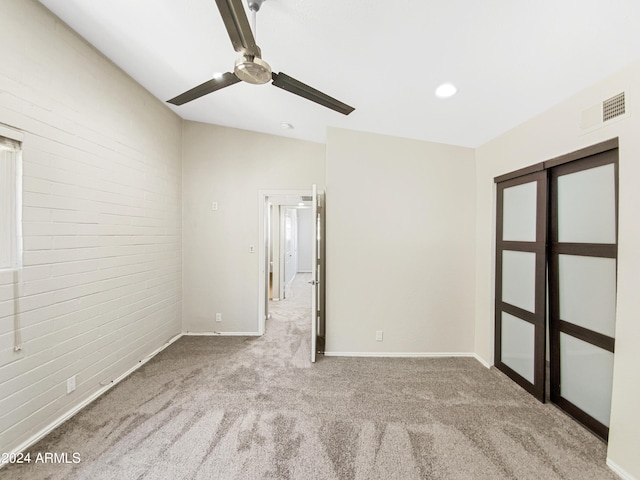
[308,280,319,285]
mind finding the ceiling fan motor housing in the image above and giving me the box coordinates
[234,55,272,84]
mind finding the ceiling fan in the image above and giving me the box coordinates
[167,0,355,115]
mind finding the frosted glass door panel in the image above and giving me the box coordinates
[557,164,616,244]
[502,313,535,383]
[559,254,617,337]
[560,333,614,427]
[503,182,537,241]
[502,250,536,312]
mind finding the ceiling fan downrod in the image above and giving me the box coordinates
[247,0,265,41]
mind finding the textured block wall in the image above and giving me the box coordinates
[0,0,182,453]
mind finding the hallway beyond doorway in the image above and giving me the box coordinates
[266,273,313,367]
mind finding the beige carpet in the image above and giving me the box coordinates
[2,274,617,480]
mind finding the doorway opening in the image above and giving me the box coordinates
[258,189,325,362]
[270,200,312,303]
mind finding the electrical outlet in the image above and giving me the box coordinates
[66,375,76,394]
[215,313,222,322]
[375,330,383,342]
[212,202,218,211]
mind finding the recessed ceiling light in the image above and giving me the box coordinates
[280,122,294,130]
[212,72,224,80]
[435,83,458,98]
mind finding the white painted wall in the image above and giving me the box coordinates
[296,207,313,273]
[325,128,476,354]
[475,60,640,479]
[181,121,325,333]
[0,0,182,455]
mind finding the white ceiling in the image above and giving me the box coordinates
[39,0,640,148]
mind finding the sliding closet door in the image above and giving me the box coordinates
[549,146,618,440]
[495,169,547,401]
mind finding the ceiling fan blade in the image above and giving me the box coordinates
[271,72,355,115]
[215,0,261,58]
[167,72,240,105]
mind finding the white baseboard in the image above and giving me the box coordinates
[607,458,638,480]
[323,351,492,370]
[323,351,478,359]
[473,353,493,369]
[3,332,183,464]
[183,331,261,336]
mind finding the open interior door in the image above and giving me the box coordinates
[310,185,318,363]
[310,184,325,363]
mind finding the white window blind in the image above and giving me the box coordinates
[0,135,21,270]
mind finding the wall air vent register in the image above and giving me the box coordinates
[603,92,625,122]
[580,91,627,132]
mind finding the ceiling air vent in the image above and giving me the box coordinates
[603,92,625,122]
